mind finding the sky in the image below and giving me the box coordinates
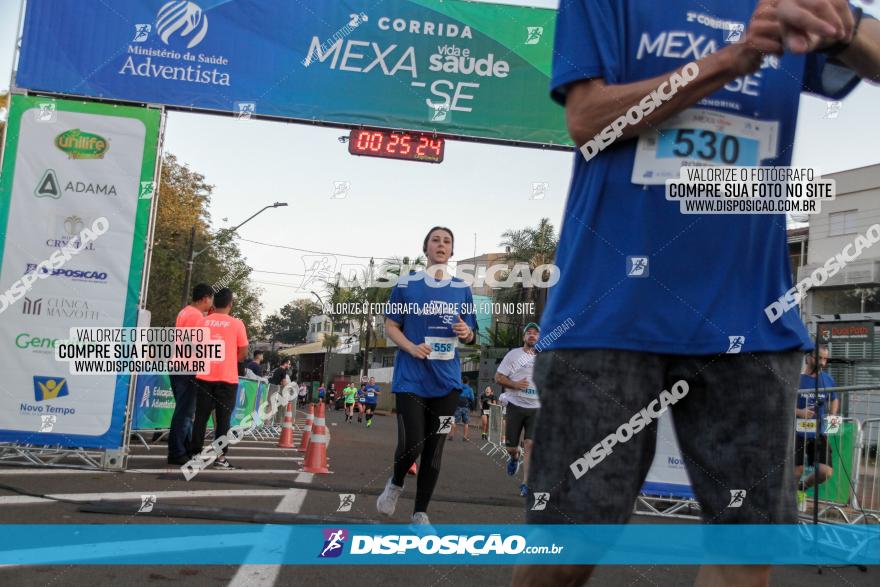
[1,0,879,319]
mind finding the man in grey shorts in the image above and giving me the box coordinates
[496,323,541,498]
[528,349,801,524]
[513,0,880,585]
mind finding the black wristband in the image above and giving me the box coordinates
[821,5,864,58]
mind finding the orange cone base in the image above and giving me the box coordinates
[302,464,332,474]
[277,403,296,448]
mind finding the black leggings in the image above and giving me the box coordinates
[392,391,460,513]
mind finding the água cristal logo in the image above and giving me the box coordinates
[55,130,109,160]
[157,1,209,49]
[319,529,347,558]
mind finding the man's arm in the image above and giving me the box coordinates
[837,18,880,83]
[564,0,783,146]
[237,321,250,363]
[385,317,431,359]
[777,0,880,83]
[495,372,529,390]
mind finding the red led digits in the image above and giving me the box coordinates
[348,129,444,163]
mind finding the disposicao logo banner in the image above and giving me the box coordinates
[17,0,568,146]
[1,525,879,565]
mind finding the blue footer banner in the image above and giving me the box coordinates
[1,525,878,565]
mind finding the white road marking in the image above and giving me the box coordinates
[227,472,313,587]
[128,447,300,453]
[129,455,302,461]
[0,468,302,475]
[0,489,293,506]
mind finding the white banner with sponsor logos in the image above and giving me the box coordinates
[641,411,695,499]
[0,95,160,449]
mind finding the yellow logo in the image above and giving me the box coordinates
[33,376,70,401]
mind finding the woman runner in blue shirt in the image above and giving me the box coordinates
[376,226,478,525]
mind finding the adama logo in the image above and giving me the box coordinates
[319,529,347,558]
[55,130,109,159]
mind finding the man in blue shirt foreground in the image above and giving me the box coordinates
[516,1,880,586]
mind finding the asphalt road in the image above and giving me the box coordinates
[0,405,874,586]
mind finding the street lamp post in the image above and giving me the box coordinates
[361,257,374,378]
[180,202,288,306]
[311,290,331,385]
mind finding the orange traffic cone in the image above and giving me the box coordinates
[302,401,330,474]
[408,461,418,475]
[297,404,314,452]
[277,401,295,448]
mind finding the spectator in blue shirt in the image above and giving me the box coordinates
[245,351,264,377]
[450,377,475,441]
[796,345,840,496]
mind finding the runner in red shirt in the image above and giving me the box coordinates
[189,288,249,469]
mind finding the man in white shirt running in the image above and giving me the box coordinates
[495,323,541,497]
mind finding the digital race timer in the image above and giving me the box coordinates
[348,129,445,163]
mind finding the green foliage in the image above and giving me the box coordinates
[487,321,523,348]
[263,299,323,344]
[145,153,263,330]
[498,218,557,321]
[322,332,339,353]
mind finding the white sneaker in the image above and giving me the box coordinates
[376,477,403,516]
[411,512,431,525]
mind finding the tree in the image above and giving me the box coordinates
[145,153,263,330]
[498,218,558,321]
[487,321,523,348]
[321,332,339,384]
[0,93,7,133]
[263,299,322,346]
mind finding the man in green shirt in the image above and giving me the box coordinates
[342,381,357,423]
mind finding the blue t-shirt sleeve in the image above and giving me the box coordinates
[802,7,876,99]
[802,52,861,100]
[825,373,838,400]
[385,285,405,325]
[551,0,621,105]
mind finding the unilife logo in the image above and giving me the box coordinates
[319,529,347,558]
[55,130,109,160]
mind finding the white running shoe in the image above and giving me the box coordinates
[411,512,431,525]
[376,477,403,516]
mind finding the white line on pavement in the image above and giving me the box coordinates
[129,455,302,461]
[0,468,303,475]
[131,447,299,453]
[0,489,293,506]
[227,472,313,587]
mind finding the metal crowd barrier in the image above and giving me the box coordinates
[475,384,880,526]
[852,417,880,523]
[246,383,297,440]
[793,385,880,525]
[479,404,509,462]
